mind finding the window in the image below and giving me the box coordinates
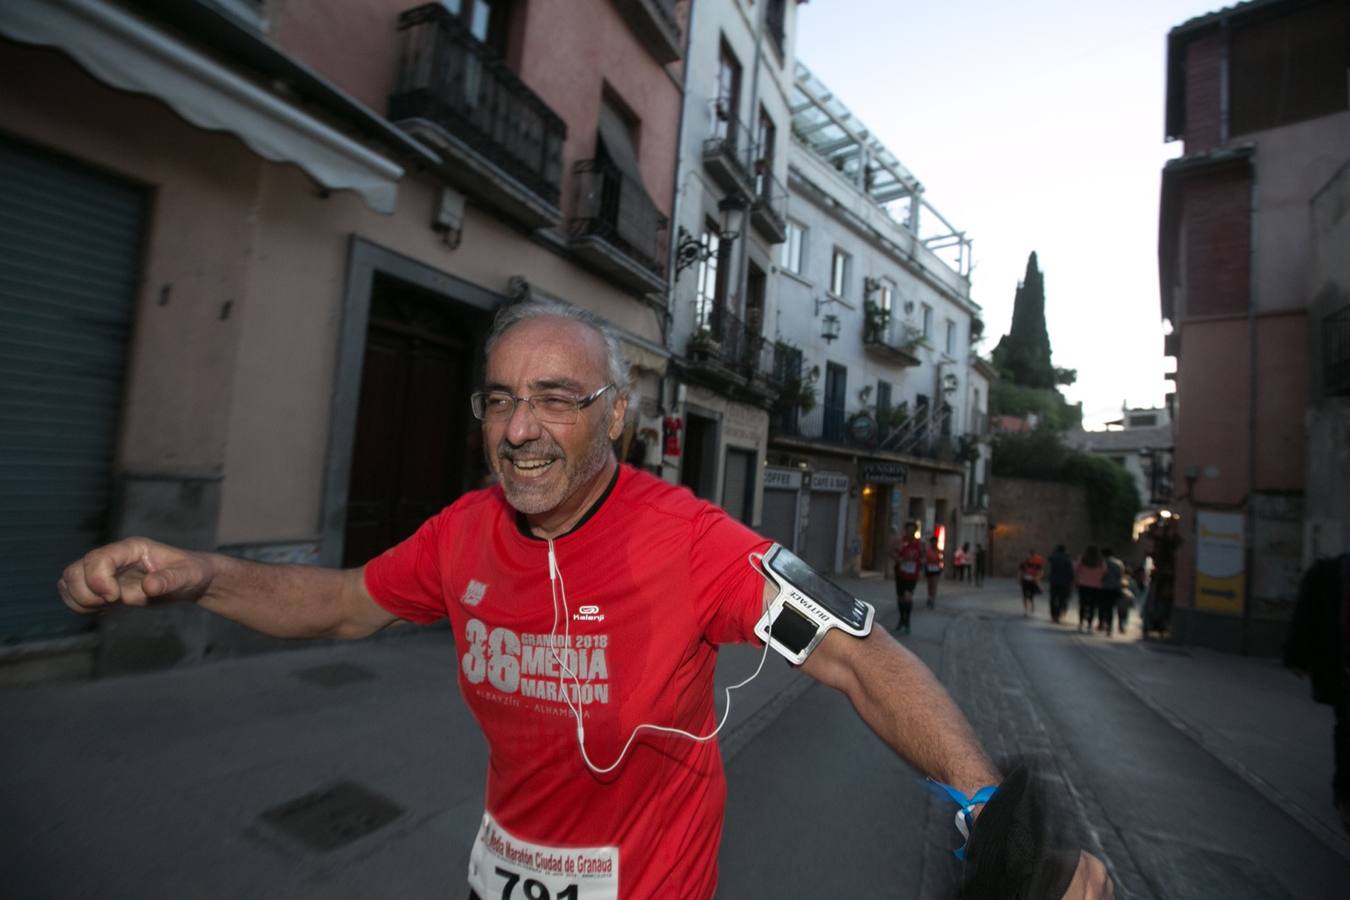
[440,0,511,56]
[755,107,777,198]
[921,303,933,339]
[781,221,805,274]
[830,248,850,297]
[945,319,956,355]
[694,223,725,333]
[1128,414,1158,428]
[765,0,787,59]
[1230,2,1350,137]
[715,40,743,143]
[878,280,894,319]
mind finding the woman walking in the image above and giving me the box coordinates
[1075,546,1106,633]
[1017,549,1044,617]
[924,535,944,608]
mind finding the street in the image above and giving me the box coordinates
[3,578,1348,898]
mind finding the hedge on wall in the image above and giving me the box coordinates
[991,431,1139,543]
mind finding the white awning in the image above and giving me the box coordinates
[0,0,404,214]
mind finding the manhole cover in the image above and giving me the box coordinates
[260,781,403,852]
[293,662,376,687]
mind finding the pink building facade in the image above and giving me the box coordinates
[0,0,686,677]
[1158,0,1350,654]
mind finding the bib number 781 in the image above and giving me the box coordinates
[496,866,578,900]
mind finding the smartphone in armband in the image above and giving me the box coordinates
[754,544,875,665]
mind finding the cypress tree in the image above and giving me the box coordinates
[992,252,1055,389]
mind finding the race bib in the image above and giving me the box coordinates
[899,561,918,575]
[926,564,942,574]
[468,811,619,900]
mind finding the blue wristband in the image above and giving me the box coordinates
[926,778,999,860]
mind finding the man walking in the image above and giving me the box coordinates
[59,300,1110,899]
[889,522,924,633]
[1047,544,1075,624]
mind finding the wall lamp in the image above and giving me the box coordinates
[674,195,748,280]
[815,294,843,343]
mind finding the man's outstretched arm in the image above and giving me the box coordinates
[799,624,1113,898]
[799,624,998,797]
[58,536,398,640]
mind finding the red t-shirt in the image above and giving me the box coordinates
[364,465,771,899]
[924,545,944,574]
[895,539,925,578]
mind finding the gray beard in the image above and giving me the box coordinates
[493,424,613,515]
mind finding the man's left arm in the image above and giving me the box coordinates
[796,615,999,798]
[794,608,1114,898]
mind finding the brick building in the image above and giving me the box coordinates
[1158,0,1350,654]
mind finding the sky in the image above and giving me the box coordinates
[794,0,1222,428]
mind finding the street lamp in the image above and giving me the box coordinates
[674,194,748,280]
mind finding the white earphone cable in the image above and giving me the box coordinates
[547,540,773,775]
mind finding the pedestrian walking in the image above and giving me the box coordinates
[974,544,987,587]
[924,535,944,608]
[1046,544,1074,624]
[1283,553,1350,834]
[953,542,971,582]
[889,523,924,634]
[1098,548,1125,637]
[1074,546,1106,632]
[1018,549,1045,617]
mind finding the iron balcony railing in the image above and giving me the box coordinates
[751,168,788,239]
[703,102,755,188]
[690,308,766,379]
[389,4,566,207]
[570,159,668,277]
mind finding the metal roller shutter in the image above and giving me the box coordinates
[804,491,840,574]
[760,489,797,551]
[0,137,147,641]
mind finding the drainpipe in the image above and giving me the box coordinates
[660,0,699,416]
[1243,169,1258,656]
[735,0,769,327]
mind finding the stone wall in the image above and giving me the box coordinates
[988,477,1094,577]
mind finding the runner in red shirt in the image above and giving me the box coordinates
[58,301,1112,900]
[889,523,924,633]
[924,535,945,609]
[1019,550,1046,617]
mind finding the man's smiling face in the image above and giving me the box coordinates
[482,316,626,530]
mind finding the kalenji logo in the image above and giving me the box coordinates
[461,580,488,607]
[573,604,604,623]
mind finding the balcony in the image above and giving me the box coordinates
[862,315,924,367]
[702,104,756,198]
[611,0,682,64]
[388,4,567,230]
[568,159,669,295]
[683,309,777,405]
[1325,305,1350,396]
[750,168,788,243]
[773,401,964,466]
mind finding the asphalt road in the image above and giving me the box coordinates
[4,578,1348,898]
[716,586,1350,899]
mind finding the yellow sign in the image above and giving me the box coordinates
[1195,511,1244,614]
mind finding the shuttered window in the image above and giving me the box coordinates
[0,137,147,640]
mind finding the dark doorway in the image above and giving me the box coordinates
[823,362,847,442]
[342,276,489,566]
[680,412,718,501]
[722,447,756,524]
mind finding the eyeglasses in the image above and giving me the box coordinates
[470,384,614,425]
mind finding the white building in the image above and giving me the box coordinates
[760,62,984,575]
[1065,405,1175,510]
[665,0,801,527]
